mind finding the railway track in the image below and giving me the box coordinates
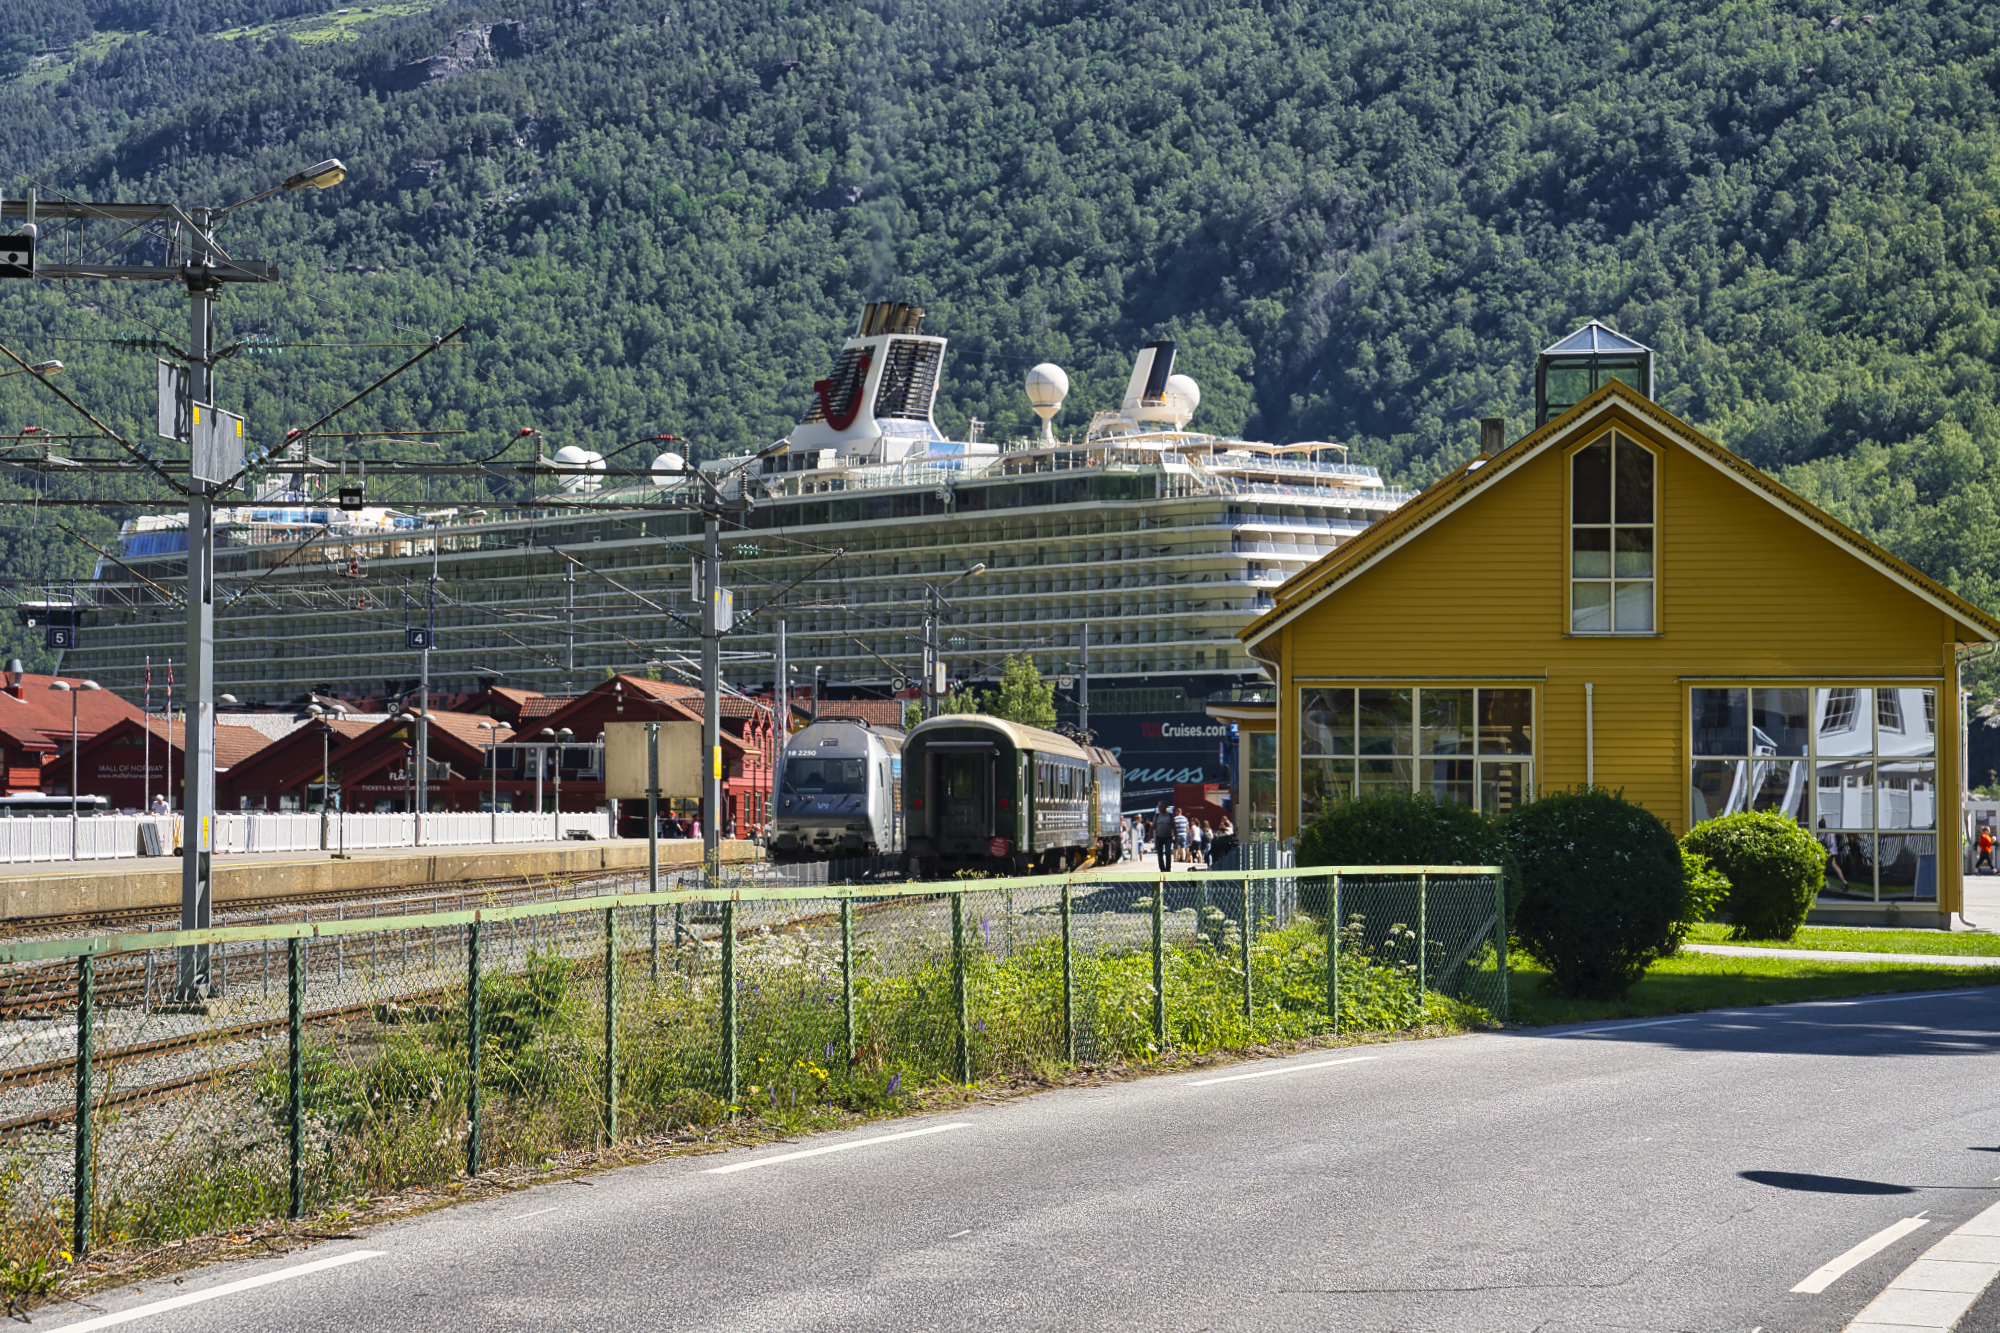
[0,864,652,941]
[0,892,938,1142]
[0,870,655,1019]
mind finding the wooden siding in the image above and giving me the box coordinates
[1276,402,1967,912]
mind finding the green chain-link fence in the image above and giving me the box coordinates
[0,865,1503,1268]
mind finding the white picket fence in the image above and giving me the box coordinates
[0,810,616,863]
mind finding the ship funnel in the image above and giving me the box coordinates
[1121,341,1177,411]
[857,302,926,337]
[795,301,948,460]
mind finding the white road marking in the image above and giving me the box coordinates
[1792,1216,1930,1293]
[507,1206,561,1222]
[705,1122,972,1174]
[1843,1198,2000,1330]
[43,1250,383,1332]
[949,1229,972,1238]
[1188,1056,1377,1086]
[1566,1017,1693,1037]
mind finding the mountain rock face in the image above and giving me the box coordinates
[372,21,530,94]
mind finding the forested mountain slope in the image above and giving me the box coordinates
[2,0,1999,666]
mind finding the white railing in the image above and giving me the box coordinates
[0,809,618,863]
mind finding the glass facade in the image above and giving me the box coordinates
[1246,731,1277,836]
[1571,433,1655,633]
[1689,684,1937,903]
[1301,685,1534,824]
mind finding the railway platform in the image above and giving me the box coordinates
[0,837,756,927]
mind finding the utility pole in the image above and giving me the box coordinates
[416,525,437,840]
[0,162,346,1000]
[920,564,986,720]
[703,504,721,857]
[1079,623,1090,738]
[563,557,576,696]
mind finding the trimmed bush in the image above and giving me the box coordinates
[1670,849,1732,954]
[1296,791,1504,913]
[1502,787,1686,1000]
[1681,811,1827,940]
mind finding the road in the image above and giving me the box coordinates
[29,987,2000,1333]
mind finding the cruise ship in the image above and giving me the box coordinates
[60,303,1413,815]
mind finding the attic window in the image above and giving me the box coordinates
[1570,432,1655,633]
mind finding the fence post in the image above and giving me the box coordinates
[1151,872,1165,1052]
[952,891,970,1084]
[603,907,619,1145]
[466,920,483,1177]
[1060,881,1074,1063]
[73,953,93,1260]
[287,935,303,1219]
[1239,873,1252,1020]
[840,897,856,1066]
[648,720,660,985]
[721,899,738,1108]
[1327,872,1341,1035]
[1418,872,1428,993]
[1495,871,1510,1023]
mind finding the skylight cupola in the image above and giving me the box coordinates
[1535,322,1654,427]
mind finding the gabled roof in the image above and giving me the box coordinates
[85,717,277,770]
[1241,379,2000,655]
[0,674,144,742]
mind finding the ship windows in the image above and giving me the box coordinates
[1570,433,1655,633]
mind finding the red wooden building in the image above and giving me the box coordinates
[72,717,277,810]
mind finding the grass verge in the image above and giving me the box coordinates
[1511,949,2000,1026]
[1684,921,2000,957]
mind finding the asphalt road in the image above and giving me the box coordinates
[31,987,2000,1333]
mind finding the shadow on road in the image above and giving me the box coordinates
[1740,1170,1916,1194]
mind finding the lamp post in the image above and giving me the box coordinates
[921,563,986,719]
[553,726,574,840]
[0,360,62,380]
[48,679,100,858]
[395,710,418,830]
[477,720,501,842]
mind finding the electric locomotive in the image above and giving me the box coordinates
[770,721,904,861]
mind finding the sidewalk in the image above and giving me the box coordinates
[1684,942,2000,969]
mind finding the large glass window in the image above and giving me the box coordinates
[1571,433,1655,633]
[1301,686,1534,824]
[1246,732,1276,836]
[1688,685,1936,904]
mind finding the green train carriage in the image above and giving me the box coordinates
[904,715,1123,874]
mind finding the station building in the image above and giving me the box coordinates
[1241,327,1999,926]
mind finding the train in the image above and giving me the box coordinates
[769,720,905,861]
[903,714,1125,875]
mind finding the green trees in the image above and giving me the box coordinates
[7,0,2000,661]
[983,656,1055,729]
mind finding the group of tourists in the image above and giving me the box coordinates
[1125,801,1231,870]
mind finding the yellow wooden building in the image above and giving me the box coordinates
[1240,328,2000,926]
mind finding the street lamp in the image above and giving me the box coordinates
[395,710,418,820]
[553,726,574,840]
[0,360,61,380]
[305,702,347,856]
[477,720,502,842]
[922,562,986,719]
[48,678,101,857]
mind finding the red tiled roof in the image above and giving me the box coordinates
[0,674,145,742]
[124,717,278,769]
[806,700,906,728]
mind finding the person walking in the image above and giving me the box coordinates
[1154,801,1173,872]
[1979,825,1996,875]
[1173,806,1191,867]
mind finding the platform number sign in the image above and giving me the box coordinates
[405,627,433,651]
[45,623,74,650]
[0,233,34,279]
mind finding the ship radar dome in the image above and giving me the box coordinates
[650,451,687,486]
[1025,363,1069,442]
[1164,373,1201,427]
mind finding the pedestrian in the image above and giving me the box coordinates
[1199,818,1213,867]
[1154,801,1173,872]
[1173,806,1190,867]
[1979,825,1996,875]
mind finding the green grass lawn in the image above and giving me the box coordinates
[1684,920,2000,957]
[1508,949,2000,1027]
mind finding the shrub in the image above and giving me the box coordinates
[1681,811,1827,940]
[1296,791,1504,913]
[1502,787,1686,1000]
[1671,849,1731,954]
